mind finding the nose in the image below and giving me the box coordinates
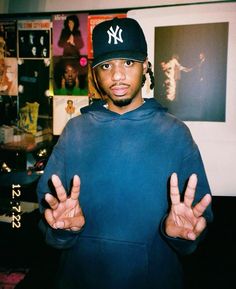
[111,64,125,81]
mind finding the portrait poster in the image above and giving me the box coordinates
[155,22,227,122]
[17,19,51,59]
[0,57,18,96]
[52,56,88,96]
[52,13,88,97]
[0,20,17,57]
[52,13,88,57]
[53,95,89,135]
[128,2,236,196]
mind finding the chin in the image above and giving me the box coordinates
[112,98,133,107]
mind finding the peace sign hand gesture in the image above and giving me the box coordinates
[44,174,85,232]
[165,173,211,241]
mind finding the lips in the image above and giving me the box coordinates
[111,85,129,96]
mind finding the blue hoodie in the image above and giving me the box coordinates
[37,98,213,289]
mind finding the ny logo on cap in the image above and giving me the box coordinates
[107,25,123,45]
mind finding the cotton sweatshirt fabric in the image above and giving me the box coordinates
[37,98,213,289]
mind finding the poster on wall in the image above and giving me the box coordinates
[52,13,89,97]
[53,56,88,96]
[128,2,236,196]
[52,13,88,58]
[0,57,18,96]
[17,19,51,59]
[53,95,89,135]
[18,59,50,118]
[155,22,228,122]
[0,20,17,58]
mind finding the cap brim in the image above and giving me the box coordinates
[92,50,147,68]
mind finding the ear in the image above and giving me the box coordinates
[142,58,149,75]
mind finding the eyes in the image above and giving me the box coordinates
[100,60,134,70]
[101,63,111,70]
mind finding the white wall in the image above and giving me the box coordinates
[0,0,227,14]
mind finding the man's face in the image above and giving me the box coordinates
[64,64,78,88]
[95,59,147,108]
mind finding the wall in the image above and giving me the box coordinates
[0,0,228,14]
[0,0,9,13]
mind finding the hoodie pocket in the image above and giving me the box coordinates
[60,236,149,289]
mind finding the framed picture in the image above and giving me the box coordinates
[128,2,236,196]
[0,57,18,96]
[154,22,227,123]
[18,59,50,120]
[17,19,51,59]
[52,13,88,58]
[52,56,88,96]
[53,95,89,135]
[0,20,17,57]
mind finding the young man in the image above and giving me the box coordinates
[37,17,213,289]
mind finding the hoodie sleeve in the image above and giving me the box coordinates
[160,135,213,255]
[37,124,81,249]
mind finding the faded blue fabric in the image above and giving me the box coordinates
[37,98,213,289]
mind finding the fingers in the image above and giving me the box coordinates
[44,203,85,231]
[70,175,81,201]
[44,208,56,228]
[44,175,83,231]
[170,173,180,205]
[165,215,197,240]
[51,174,80,202]
[55,215,85,231]
[51,174,67,202]
[45,193,59,210]
[184,174,197,208]
[166,215,206,241]
[167,172,211,241]
[171,173,204,209]
[45,210,85,231]
[185,216,207,240]
[193,193,212,218]
[193,216,207,238]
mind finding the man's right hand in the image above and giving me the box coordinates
[44,174,85,232]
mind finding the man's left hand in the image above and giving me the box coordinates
[165,173,211,241]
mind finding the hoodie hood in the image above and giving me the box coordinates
[80,98,167,122]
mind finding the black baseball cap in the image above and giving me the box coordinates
[92,17,147,68]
